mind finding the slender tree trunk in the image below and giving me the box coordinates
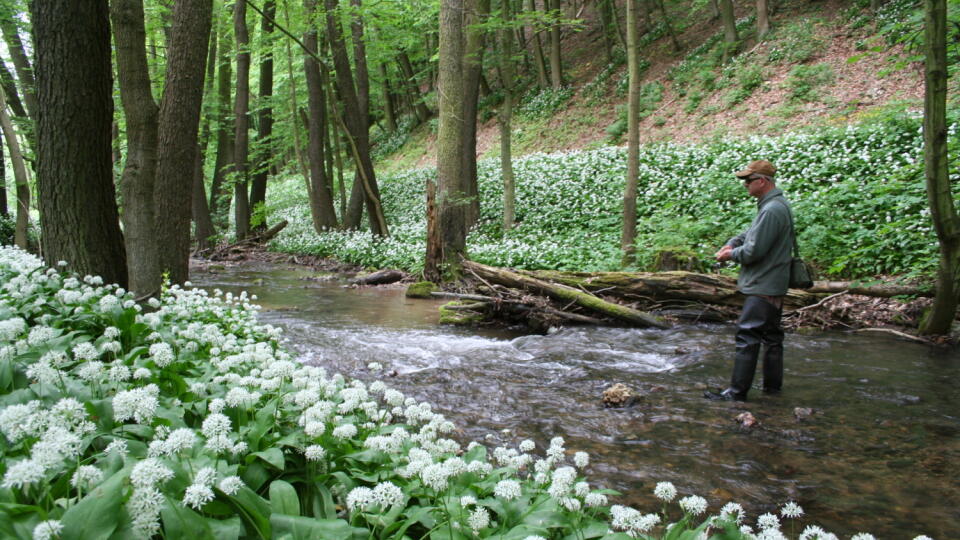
[325,0,388,236]
[0,125,6,218]
[112,0,161,295]
[719,0,739,61]
[397,51,431,124]
[526,0,550,88]
[283,1,310,189]
[380,63,397,132]
[154,0,213,285]
[0,61,28,120]
[0,21,38,122]
[598,0,615,63]
[249,0,275,233]
[500,0,516,230]
[304,0,338,231]
[351,0,371,130]
[655,0,681,51]
[426,0,468,281]
[193,20,219,252]
[209,29,234,225]
[756,0,770,39]
[233,0,252,241]
[919,0,959,335]
[32,0,127,286]
[621,0,640,266]
[708,0,720,20]
[548,0,563,88]
[462,0,490,229]
[0,88,29,249]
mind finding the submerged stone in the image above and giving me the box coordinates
[406,281,439,298]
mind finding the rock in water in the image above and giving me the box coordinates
[602,383,640,408]
[736,411,758,428]
[794,407,815,422]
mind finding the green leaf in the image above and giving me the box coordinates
[251,448,286,471]
[60,466,129,540]
[312,483,337,520]
[269,480,301,516]
[269,515,361,540]
[160,496,214,539]
[224,487,272,539]
[208,516,245,540]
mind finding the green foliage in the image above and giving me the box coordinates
[516,86,575,120]
[606,83,664,143]
[270,115,946,279]
[784,63,835,103]
[0,214,14,246]
[765,18,826,64]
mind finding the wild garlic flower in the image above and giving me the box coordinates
[799,525,837,540]
[72,341,99,361]
[546,436,565,460]
[32,520,63,540]
[850,534,877,540]
[130,458,174,489]
[519,439,535,452]
[654,481,677,502]
[420,463,450,491]
[460,495,477,507]
[25,358,60,385]
[193,467,217,487]
[2,459,45,489]
[757,512,780,530]
[108,364,131,382]
[148,342,175,367]
[522,537,547,540]
[679,495,708,516]
[201,413,232,438]
[77,361,105,382]
[610,505,660,534]
[494,479,522,500]
[113,385,159,424]
[585,492,608,507]
[573,451,590,468]
[304,445,326,461]
[183,484,216,509]
[574,481,590,497]
[218,476,244,495]
[720,502,745,523]
[0,400,44,442]
[70,465,103,490]
[468,507,490,534]
[780,501,804,519]
[103,326,121,339]
[347,486,374,511]
[128,487,164,538]
[104,439,128,456]
[756,529,788,540]
[332,424,358,440]
[132,367,151,380]
[367,362,382,371]
[373,481,404,507]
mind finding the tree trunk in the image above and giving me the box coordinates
[0,61,28,120]
[0,21,38,122]
[193,19,219,253]
[526,0,550,88]
[621,0,640,266]
[154,0,213,285]
[0,87,29,249]
[756,0,770,39]
[919,0,959,335]
[548,0,563,88]
[112,0,161,295]
[351,0,371,131]
[325,0,388,236]
[718,0,738,61]
[32,0,127,286]
[249,0,276,233]
[397,51,431,124]
[304,0,338,231]
[500,0,516,230]
[233,0,252,241]
[209,28,234,226]
[708,0,720,20]
[426,0,468,281]
[0,125,6,218]
[379,63,397,132]
[597,0,615,63]
[655,0,681,51]
[283,1,310,191]
[462,0,489,229]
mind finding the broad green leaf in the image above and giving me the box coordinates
[60,466,129,540]
[269,515,360,540]
[160,496,214,539]
[224,487,272,539]
[251,447,286,471]
[208,516,245,540]
[269,479,301,516]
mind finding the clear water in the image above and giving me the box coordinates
[192,262,960,538]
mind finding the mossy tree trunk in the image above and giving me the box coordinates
[756,0,770,39]
[209,27,234,226]
[249,0,276,234]
[0,87,29,249]
[303,0,338,232]
[919,0,960,335]
[719,0,738,61]
[548,0,563,88]
[463,0,490,229]
[621,0,640,267]
[500,0,517,230]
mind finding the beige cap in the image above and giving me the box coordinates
[735,159,776,178]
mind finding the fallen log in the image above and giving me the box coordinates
[430,291,604,325]
[201,220,289,260]
[463,261,669,329]
[351,269,405,286]
[807,280,933,298]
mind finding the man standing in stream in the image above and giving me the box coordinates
[705,159,795,402]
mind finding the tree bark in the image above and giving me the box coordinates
[233,0,252,241]
[0,124,6,218]
[464,260,670,328]
[548,0,563,88]
[0,61,27,120]
[154,0,213,285]
[397,51,431,124]
[32,0,127,286]
[249,0,276,232]
[193,19,219,253]
[282,1,310,191]
[718,0,739,61]
[325,0,388,236]
[597,0,615,63]
[462,0,490,229]
[112,0,161,295]
[0,87,29,249]
[654,0,681,51]
[0,20,38,122]
[304,0,338,231]
[919,0,959,335]
[525,0,550,88]
[379,63,397,132]
[756,0,770,39]
[621,0,640,266]
[209,27,234,225]
[500,0,517,231]
[426,0,469,281]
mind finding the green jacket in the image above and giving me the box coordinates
[727,187,794,296]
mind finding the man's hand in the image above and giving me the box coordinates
[715,245,733,262]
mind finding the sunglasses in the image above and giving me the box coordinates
[743,175,763,185]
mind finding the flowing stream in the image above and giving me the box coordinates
[191,261,959,539]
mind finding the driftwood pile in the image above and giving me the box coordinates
[196,220,288,260]
[428,260,934,333]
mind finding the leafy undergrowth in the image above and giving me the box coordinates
[271,114,945,282]
[0,246,913,539]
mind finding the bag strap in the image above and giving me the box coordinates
[777,199,801,258]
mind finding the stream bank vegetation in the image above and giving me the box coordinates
[0,246,933,539]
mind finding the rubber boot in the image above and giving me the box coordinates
[728,296,770,399]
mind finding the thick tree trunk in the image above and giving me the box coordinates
[249,0,276,233]
[756,0,770,39]
[426,0,468,281]
[193,21,219,253]
[32,0,127,286]
[719,0,739,61]
[304,0,338,231]
[154,0,212,285]
[0,88,29,249]
[209,29,234,225]
[621,0,640,266]
[351,0,371,130]
[500,0,516,231]
[325,0,388,236]
[919,0,960,335]
[233,0,252,241]
[0,21,38,121]
[464,261,670,328]
[379,63,397,132]
[548,0,563,88]
[462,0,489,229]
[112,0,161,295]
[597,0,615,63]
